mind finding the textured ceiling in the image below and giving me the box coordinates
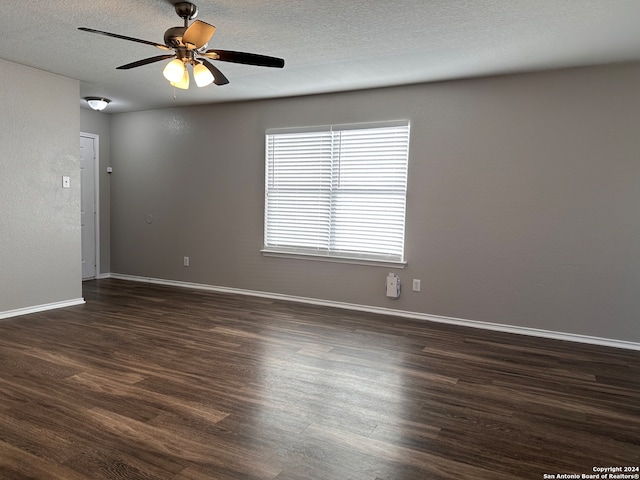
[1,0,640,113]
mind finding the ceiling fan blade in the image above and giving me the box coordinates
[182,20,215,49]
[198,58,229,85]
[116,54,176,70]
[78,27,170,51]
[201,50,284,68]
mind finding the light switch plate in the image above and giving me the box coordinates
[62,176,70,188]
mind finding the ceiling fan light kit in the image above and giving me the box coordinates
[79,1,284,91]
[193,63,214,87]
[171,68,190,90]
[163,59,187,83]
[85,97,111,111]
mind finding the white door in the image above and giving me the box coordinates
[80,134,97,279]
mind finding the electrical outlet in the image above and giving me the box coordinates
[183,256,190,267]
[412,279,421,292]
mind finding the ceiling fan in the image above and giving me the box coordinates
[79,1,284,89]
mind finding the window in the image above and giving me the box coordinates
[263,121,410,265]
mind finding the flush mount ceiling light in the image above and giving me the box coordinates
[78,1,284,91]
[85,97,111,111]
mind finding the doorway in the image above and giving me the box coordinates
[80,133,99,280]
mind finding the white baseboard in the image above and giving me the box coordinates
[108,273,640,352]
[0,298,86,320]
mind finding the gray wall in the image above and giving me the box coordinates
[0,59,82,312]
[80,108,112,275]
[110,62,640,343]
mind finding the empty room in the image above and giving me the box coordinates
[1,1,640,479]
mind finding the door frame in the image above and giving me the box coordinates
[80,132,100,279]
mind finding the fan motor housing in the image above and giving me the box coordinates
[164,26,188,48]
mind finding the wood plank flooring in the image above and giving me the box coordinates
[0,278,639,479]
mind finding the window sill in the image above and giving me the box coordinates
[260,249,407,268]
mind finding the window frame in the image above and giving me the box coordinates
[262,120,410,267]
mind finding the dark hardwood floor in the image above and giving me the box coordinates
[0,279,639,479]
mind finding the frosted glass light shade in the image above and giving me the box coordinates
[193,63,214,87]
[170,68,190,90]
[85,97,111,111]
[163,59,186,83]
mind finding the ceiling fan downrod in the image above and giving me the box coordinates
[174,2,199,26]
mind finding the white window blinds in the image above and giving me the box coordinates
[264,121,410,263]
